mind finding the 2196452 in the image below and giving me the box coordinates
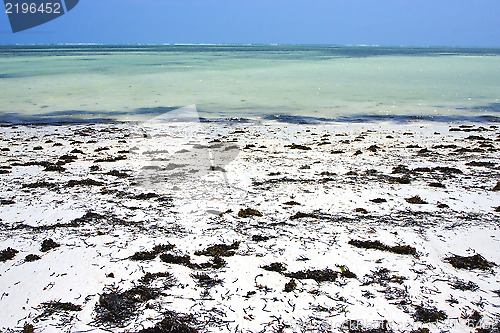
[5,2,62,14]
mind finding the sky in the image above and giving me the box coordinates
[1,0,499,46]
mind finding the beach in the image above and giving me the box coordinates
[0,119,499,332]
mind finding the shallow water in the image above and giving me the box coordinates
[0,45,499,123]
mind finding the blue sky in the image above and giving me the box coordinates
[1,0,499,46]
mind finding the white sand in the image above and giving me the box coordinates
[0,120,499,332]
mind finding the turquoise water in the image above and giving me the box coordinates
[0,45,499,123]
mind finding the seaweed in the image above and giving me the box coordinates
[337,265,357,278]
[284,279,297,292]
[444,253,494,270]
[160,253,192,266]
[290,211,321,220]
[387,176,411,184]
[361,268,406,286]
[191,273,223,289]
[93,288,138,326]
[413,305,447,323]
[95,155,127,163]
[40,239,60,252]
[370,198,387,203]
[428,182,445,188]
[24,254,41,262]
[261,262,287,272]
[23,323,34,333]
[0,247,18,262]
[405,196,428,204]
[137,311,197,333]
[349,239,417,256]
[106,170,130,178]
[23,181,57,189]
[462,310,483,327]
[237,208,262,218]
[130,244,175,261]
[284,269,338,283]
[66,178,104,187]
[0,199,15,205]
[449,279,479,291]
[288,143,312,150]
[466,161,496,167]
[138,272,176,288]
[39,301,81,317]
[340,319,393,332]
[130,250,158,261]
[194,241,239,257]
[355,208,368,214]
[251,235,270,242]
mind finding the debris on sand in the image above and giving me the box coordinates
[261,262,287,272]
[66,178,104,187]
[106,170,130,178]
[40,239,60,252]
[288,143,312,150]
[0,247,19,262]
[284,269,339,283]
[412,305,447,323]
[405,195,427,204]
[137,310,198,333]
[449,279,479,291]
[251,235,270,242]
[39,301,81,318]
[160,253,192,266]
[370,198,387,203]
[95,155,127,163]
[284,279,297,293]
[349,239,417,256]
[492,181,500,191]
[361,268,406,286]
[24,254,41,262]
[444,253,495,270]
[237,208,262,218]
[289,211,322,220]
[284,200,301,206]
[194,241,240,257]
[130,244,175,261]
[462,310,483,328]
[191,273,223,289]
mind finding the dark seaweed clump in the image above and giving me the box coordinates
[94,283,165,327]
[413,305,447,323]
[444,253,494,270]
[191,273,223,289]
[449,279,479,291]
[137,311,197,333]
[39,301,81,318]
[261,262,287,272]
[405,196,427,204]
[284,279,297,293]
[340,319,393,332]
[349,239,417,256]
[66,178,104,187]
[129,244,175,261]
[0,247,19,262]
[251,235,270,242]
[361,268,406,286]
[194,241,239,257]
[237,208,262,218]
[284,269,339,283]
[40,239,60,252]
[25,254,41,262]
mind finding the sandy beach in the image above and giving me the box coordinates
[0,119,499,332]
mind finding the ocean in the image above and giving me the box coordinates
[0,45,499,124]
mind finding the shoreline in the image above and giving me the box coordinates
[0,120,499,332]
